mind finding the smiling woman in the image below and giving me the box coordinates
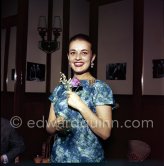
[68,34,96,76]
[46,33,115,163]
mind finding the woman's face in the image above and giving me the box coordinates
[68,39,95,74]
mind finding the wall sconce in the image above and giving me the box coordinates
[37,16,62,54]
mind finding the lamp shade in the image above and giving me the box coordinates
[38,16,47,28]
[53,16,61,30]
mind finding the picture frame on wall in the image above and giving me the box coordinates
[26,62,45,82]
[25,62,46,93]
[142,58,164,95]
[152,59,164,79]
[106,63,127,80]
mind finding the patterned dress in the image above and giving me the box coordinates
[49,80,114,163]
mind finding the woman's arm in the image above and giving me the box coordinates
[80,105,112,140]
[67,91,112,140]
[46,103,57,134]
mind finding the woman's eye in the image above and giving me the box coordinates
[70,52,76,55]
[81,52,88,55]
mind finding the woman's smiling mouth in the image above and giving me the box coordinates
[74,62,84,67]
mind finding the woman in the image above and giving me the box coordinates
[46,34,114,163]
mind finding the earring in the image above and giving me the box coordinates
[91,62,94,68]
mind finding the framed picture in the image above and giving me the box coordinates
[142,59,164,95]
[106,63,126,80]
[26,62,46,93]
[152,59,164,78]
[26,62,45,81]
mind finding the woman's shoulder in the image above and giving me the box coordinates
[52,83,63,92]
[49,83,63,101]
[94,79,111,88]
[92,79,113,93]
[92,80,115,106]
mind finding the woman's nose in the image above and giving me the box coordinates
[75,53,82,60]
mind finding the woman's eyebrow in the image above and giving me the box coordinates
[69,49,76,51]
[81,49,88,52]
[69,49,89,52]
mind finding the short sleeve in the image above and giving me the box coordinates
[49,84,61,104]
[93,81,114,107]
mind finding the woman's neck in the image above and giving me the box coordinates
[74,72,94,80]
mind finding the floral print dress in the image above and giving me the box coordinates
[49,80,114,163]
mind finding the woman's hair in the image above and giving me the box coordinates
[68,33,95,54]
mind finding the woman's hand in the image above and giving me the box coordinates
[55,116,65,131]
[67,90,84,111]
[46,104,68,134]
[66,91,112,140]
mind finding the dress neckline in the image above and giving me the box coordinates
[80,78,96,86]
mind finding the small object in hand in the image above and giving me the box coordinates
[59,72,72,91]
[59,72,82,92]
[57,119,72,136]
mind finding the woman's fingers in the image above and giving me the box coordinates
[66,90,72,95]
[56,116,65,131]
